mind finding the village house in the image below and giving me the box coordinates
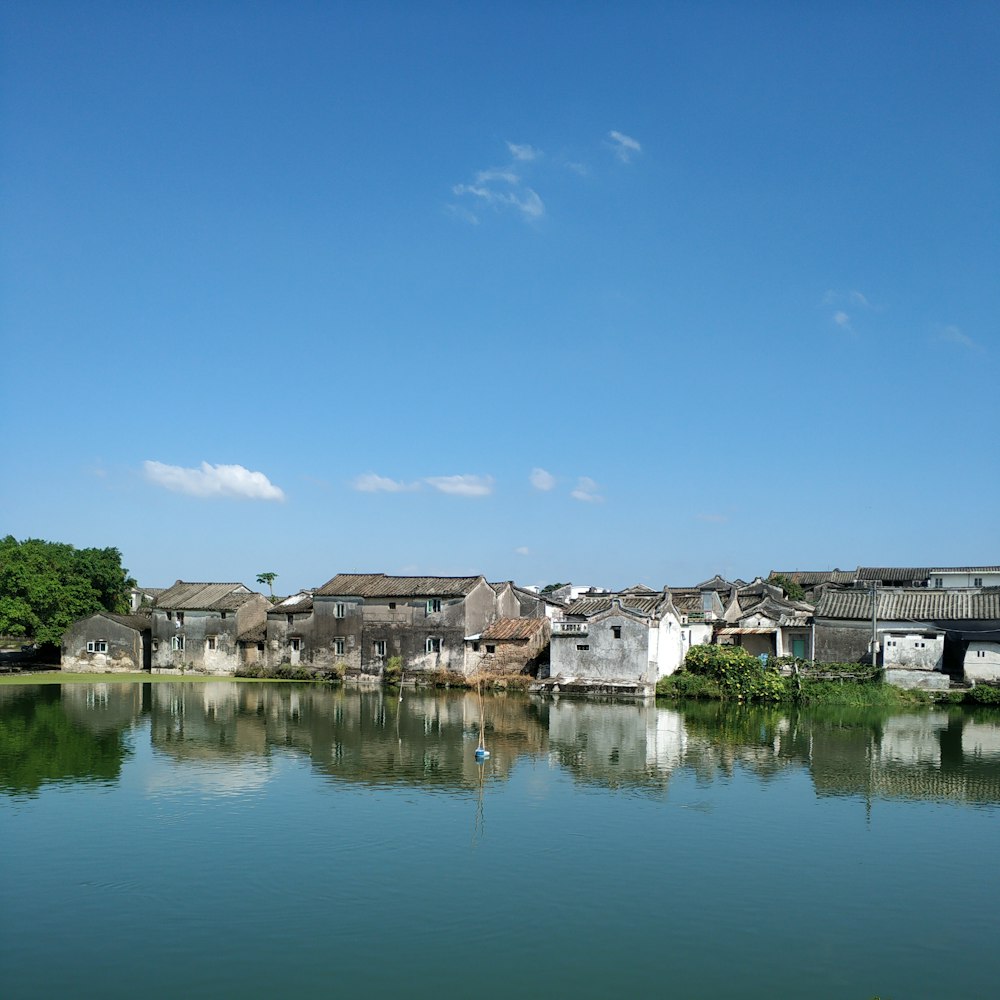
[61,612,151,673]
[274,573,509,675]
[546,590,684,697]
[150,581,270,675]
[718,581,815,659]
[813,588,1000,688]
[926,566,1000,590]
[464,616,550,675]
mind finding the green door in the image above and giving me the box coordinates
[791,637,807,659]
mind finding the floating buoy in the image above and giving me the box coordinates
[475,746,490,760]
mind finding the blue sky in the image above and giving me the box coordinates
[2,2,998,594]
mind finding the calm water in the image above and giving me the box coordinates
[2,682,999,999]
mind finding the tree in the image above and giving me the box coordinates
[768,573,805,601]
[540,582,566,595]
[256,571,278,599]
[0,536,135,648]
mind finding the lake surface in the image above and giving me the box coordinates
[2,681,999,999]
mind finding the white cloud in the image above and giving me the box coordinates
[424,474,494,497]
[144,460,285,501]
[849,290,871,308]
[833,311,853,332]
[515,546,531,556]
[938,325,979,350]
[530,467,556,491]
[451,141,546,223]
[507,142,540,161]
[352,473,420,493]
[696,512,728,524]
[570,476,603,503]
[608,130,641,164]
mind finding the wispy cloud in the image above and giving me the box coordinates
[352,473,420,493]
[608,130,641,164]
[937,324,980,351]
[144,460,285,501]
[425,474,494,497]
[506,141,540,161]
[530,467,556,491]
[514,546,530,556]
[570,476,603,503]
[451,142,545,224]
[696,512,728,524]
[832,310,854,333]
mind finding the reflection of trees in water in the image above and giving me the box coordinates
[4,682,1000,805]
[0,685,130,795]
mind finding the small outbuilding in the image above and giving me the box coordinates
[61,612,152,673]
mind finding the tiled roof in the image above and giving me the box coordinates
[815,589,1000,621]
[480,617,547,641]
[565,595,667,619]
[315,573,484,598]
[101,613,153,631]
[694,574,733,592]
[270,591,315,614]
[668,589,704,613]
[155,581,256,611]
[239,622,267,642]
[770,570,856,586]
[856,567,930,583]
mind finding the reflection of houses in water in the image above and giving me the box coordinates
[543,699,689,791]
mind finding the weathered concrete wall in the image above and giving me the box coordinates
[61,616,148,673]
[551,614,654,683]
[884,669,950,691]
[814,620,872,663]
[298,596,364,671]
[965,641,1000,683]
[882,632,944,671]
[465,622,550,676]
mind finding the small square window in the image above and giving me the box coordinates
[974,577,983,587]
[388,602,396,610]
[286,614,294,625]
[152,639,159,651]
[373,640,386,657]
[933,578,943,588]
[577,644,590,651]
[485,644,496,654]
[172,635,185,652]
[611,626,622,639]
[177,612,185,625]
[426,637,442,653]
[426,599,442,614]
[334,637,345,655]
[206,636,217,651]
[166,611,173,620]
[291,637,302,652]
[472,641,480,652]
[221,611,228,620]
[87,641,95,653]
[256,642,265,652]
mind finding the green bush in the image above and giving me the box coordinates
[682,645,786,702]
[383,656,403,682]
[966,684,1000,705]
[656,673,721,699]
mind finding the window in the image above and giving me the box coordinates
[426,599,442,614]
[86,640,108,653]
[388,602,396,610]
[334,637,345,655]
[933,578,943,588]
[152,639,159,651]
[974,577,983,587]
[221,612,227,620]
[335,602,346,618]
[426,637,441,653]
[472,641,480,652]
[485,644,496,654]
[291,637,302,652]
[373,640,386,657]
[172,635,185,652]
[257,642,265,652]
[977,650,986,658]
[206,636,217,651]
[611,626,622,639]
[166,611,173,620]
[286,614,294,625]
[176,612,185,625]
[576,644,590,651]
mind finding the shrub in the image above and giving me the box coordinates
[682,644,786,702]
[656,673,721,700]
[383,656,403,682]
[966,684,1000,705]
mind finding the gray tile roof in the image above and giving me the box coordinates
[928,566,1000,574]
[270,591,315,615]
[101,613,153,631]
[694,574,734,593]
[565,594,668,619]
[315,573,484,598]
[770,569,856,586]
[155,581,256,611]
[856,567,930,584]
[815,589,1000,621]
[479,617,547,641]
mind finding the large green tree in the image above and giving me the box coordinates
[0,536,135,647]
